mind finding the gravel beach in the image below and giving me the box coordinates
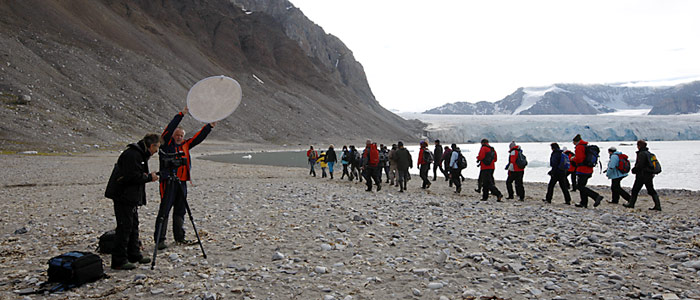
[1,143,699,300]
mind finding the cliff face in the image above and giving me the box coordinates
[0,0,420,152]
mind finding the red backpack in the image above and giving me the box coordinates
[368,144,379,166]
[616,153,631,173]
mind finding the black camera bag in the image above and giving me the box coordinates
[97,230,116,254]
[48,251,104,286]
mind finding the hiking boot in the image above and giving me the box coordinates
[376,184,382,192]
[111,262,137,270]
[157,242,168,250]
[506,196,514,200]
[519,198,524,202]
[542,199,551,203]
[575,203,587,208]
[474,189,481,193]
[623,202,634,208]
[593,195,603,207]
[175,239,197,246]
[649,206,662,211]
[426,182,431,189]
[455,187,461,194]
[130,257,151,264]
[365,188,372,192]
[496,195,502,202]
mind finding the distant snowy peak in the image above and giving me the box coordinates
[423,81,700,115]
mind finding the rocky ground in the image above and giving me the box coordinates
[1,143,699,300]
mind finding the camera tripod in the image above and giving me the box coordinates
[151,168,206,270]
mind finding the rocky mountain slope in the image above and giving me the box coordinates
[0,0,422,152]
[425,82,700,115]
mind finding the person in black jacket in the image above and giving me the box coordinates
[106,134,160,270]
[544,143,571,204]
[433,140,445,181]
[326,145,337,179]
[624,140,661,211]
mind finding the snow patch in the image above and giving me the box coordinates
[601,109,651,116]
[513,86,563,115]
[253,74,264,84]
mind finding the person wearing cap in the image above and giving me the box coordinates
[571,134,604,208]
[394,141,413,192]
[417,141,432,189]
[476,139,503,201]
[433,140,445,181]
[505,141,525,201]
[544,142,571,204]
[605,146,630,204]
[624,140,662,211]
[563,147,577,192]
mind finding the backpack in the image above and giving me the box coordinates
[583,144,600,168]
[308,150,318,161]
[558,152,570,171]
[457,152,468,169]
[648,152,662,174]
[379,149,388,164]
[616,153,631,173]
[97,230,116,254]
[354,150,362,163]
[515,149,528,169]
[481,146,495,166]
[368,145,380,166]
[423,149,434,164]
[48,251,105,287]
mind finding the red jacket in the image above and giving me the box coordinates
[417,148,427,167]
[572,140,593,174]
[160,112,212,182]
[477,145,497,170]
[508,146,524,172]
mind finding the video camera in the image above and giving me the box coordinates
[159,150,187,171]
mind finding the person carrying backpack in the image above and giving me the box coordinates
[307,146,318,177]
[417,141,432,189]
[624,140,662,211]
[476,139,503,202]
[505,141,526,201]
[388,144,399,186]
[394,141,413,192]
[563,147,577,192]
[605,147,631,204]
[571,134,604,208]
[544,143,571,204]
[448,144,463,193]
[433,140,445,181]
[362,140,382,192]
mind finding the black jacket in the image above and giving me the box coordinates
[395,148,413,170]
[434,144,444,163]
[632,147,653,177]
[106,140,153,206]
[326,148,337,163]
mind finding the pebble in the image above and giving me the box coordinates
[427,282,443,289]
[169,253,179,261]
[315,266,328,274]
[321,243,333,251]
[134,274,147,281]
[151,288,164,295]
[272,252,285,261]
[412,288,422,296]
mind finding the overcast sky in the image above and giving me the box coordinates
[289,0,700,112]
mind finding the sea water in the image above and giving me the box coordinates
[201,140,697,191]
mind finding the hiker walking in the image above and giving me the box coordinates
[388,144,398,186]
[605,147,631,204]
[317,151,328,178]
[362,140,382,191]
[340,145,351,180]
[395,141,412,192]
[307,146,318,177]
[433,140,445,181]
[349,145,362,182]
[476,139,503,201]
[326,145,337,179]
[505,141,526,201]
[571,134,604,208]
[448,144,463,193]
[544,143,572,204]
[417,141,432,189]
[380,144,390,183]
[624,140,662,211]
[563,147,577,191]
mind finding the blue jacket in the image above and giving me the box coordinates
[606,151,628,180]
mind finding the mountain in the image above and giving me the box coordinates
[0,0,422,152]
[424,82,700,115]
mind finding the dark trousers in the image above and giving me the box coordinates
[506,171,525,200]
[567,171,577,190]
[610,177,630,203]
[476,170,483,191]
[419,164,431,188]
[450,168,462,191]
[351,164,362,182]
[480,169,502,200]
[112,200,142,266]
[546,172,571,203]
[155,181,187,243]
[341,164,350,179]
[576,174,600,207]
[628,174,658,206]
[363,166,382,190]
[308,160,316,176]
[433,162,445,180]
[397,168,410,190]
[384,165,390,182]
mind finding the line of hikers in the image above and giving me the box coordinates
[305,135,662,211]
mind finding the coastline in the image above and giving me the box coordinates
[2,141,699,299]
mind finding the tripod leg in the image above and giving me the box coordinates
[151,179,177,270]
[182,198,207,258]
